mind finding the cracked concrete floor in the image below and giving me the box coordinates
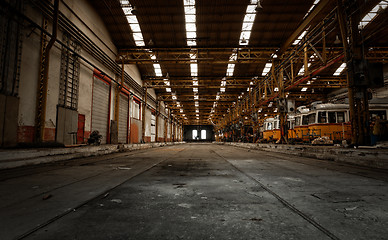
[1,143,388,240]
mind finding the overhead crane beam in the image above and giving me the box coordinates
[157,94,240,102]
[117,46,386,66]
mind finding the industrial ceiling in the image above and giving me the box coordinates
[91,0,388,126]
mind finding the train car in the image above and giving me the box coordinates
[292,106,310,142]
[295,102,388,143]
[306,103,351,142]
[286,114,296,140]
[262,117,281,142]
[262,100,388,144]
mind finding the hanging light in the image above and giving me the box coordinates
[131,6,138,15]
[334,35,341,44]
[256,0,263,11]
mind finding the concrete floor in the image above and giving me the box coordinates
[1,144,388,240]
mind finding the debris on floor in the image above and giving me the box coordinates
[311,136,333,145]
[110,199,122,204]
[117,167,131,170]
[42,194,52,200]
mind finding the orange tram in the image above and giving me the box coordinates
[261,102,388,143]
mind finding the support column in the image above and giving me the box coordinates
[155,101,159,142]
[164,115,168,142]
[129,95,133,143]
[278,66,288,144]
[35,0,59,142]
[337,0,370,146]
[142,87,147,143]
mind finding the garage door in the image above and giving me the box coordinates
[92,77,110,144]
[151,113,156,142]
[118,93,129,143]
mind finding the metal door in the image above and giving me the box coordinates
[118,93,129,143]
[91,77,110,144]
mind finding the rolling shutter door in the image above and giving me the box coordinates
[151,113,156,142]
[118,93,129,143]
[92,77,110,144]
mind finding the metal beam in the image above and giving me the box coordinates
[278,0,332,55]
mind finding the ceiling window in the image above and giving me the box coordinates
[262,63,272,76]
[120,1,145,47]
[304,0,320,19]
[293,30,307,45]
[333,63,346,76]
[184,0,197,46]
[359,1,388,28]
[298,63,311,76]
[239,0,258,45]
[120,1,165,78]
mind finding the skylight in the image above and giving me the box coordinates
[239,0,258,45]
[120,1,166,79]
[120,1,145,47]
[153,64,163,76]
[293,30,307,45]
[359,1,388,28]
[304,0,320,19]
[190,64,198,76]
[262,63,272,76]
[298,63,311,76]
[184,0,197,46]
[333,63,346,76]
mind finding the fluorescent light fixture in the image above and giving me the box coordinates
[166,88,171,92]
[194,95,199,100]
[220,87,225,92]
[301,87,308,92]
[193,87,198,92]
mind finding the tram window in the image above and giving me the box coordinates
[337,112,345,123]
[267,122,273,130]
[370,110,387,120]
[308,113,316,124]
[295,117,301,126]
[328,112,336,123]
[274,121,278,129]
[302,116,309,125]
[318,112,327,123]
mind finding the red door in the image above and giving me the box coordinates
[77,114,85,144]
